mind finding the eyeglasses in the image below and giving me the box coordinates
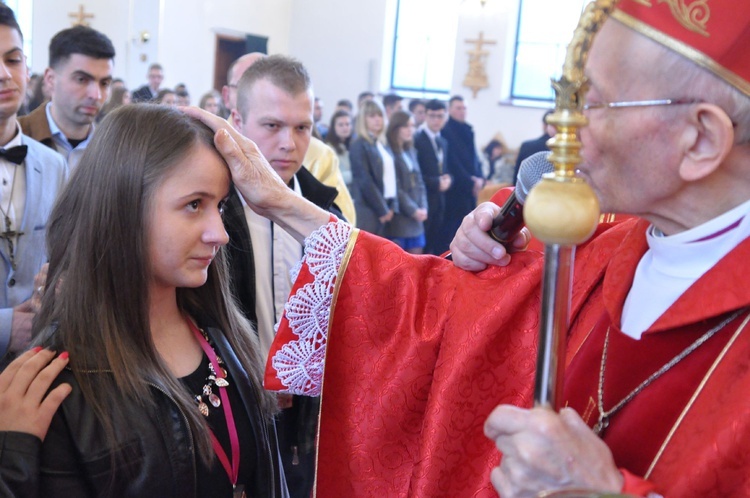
[583,98,702,111]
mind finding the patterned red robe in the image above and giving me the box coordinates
[266,217,750,497]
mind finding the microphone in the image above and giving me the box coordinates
[489,151,554,244]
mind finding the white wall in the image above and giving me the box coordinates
[452,1,549,151]
[287,0,548,151]
[288,0,390,114]
[24,0,547,150]
[158,0,293,97]
[26,0,293,97]
[29,0,130,78]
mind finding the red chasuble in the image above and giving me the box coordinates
[266,218,750,497]
[563,218,750,497]
[265,221,542,497]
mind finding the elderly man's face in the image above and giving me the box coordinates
[578,20,687,221]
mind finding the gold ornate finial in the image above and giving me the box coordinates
[523,0,619,245]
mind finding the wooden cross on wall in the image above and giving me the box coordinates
[69,5,94,27]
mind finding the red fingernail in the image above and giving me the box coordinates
[59,351,69,360]
[31,346,43,353]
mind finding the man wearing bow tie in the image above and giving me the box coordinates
[0,6,67,363]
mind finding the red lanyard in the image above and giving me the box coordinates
[188,320,240,487]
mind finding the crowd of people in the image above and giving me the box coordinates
[2,0,749,497]
[21,59,225,125]
[20,36,526,260]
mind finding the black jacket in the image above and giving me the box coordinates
[349,136,400,235]
[223,166,343,327]
[413,130,452,254]
[0,432,41,498]
[131,85,155,103]
[441,117,482,235]
[513,133,551,184]
[6,326,288,498]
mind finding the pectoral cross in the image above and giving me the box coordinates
[1,215,22,271]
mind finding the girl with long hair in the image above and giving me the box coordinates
[349,99,398,234]
[384,110,428,254]
[97,86,131,122]
[324,109,353,189]
[32,105,287,497]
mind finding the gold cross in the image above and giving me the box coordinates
[69,5,94,27]
[462,32,496,97]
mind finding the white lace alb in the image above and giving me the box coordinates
[270,221,353,395]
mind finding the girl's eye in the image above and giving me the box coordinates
[188,200,200,211]
[218,199,227,214]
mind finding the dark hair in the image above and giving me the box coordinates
[148,63,163,72]
[155,88,175,103]
[97,86,130,121]
[0,5,22,41]
[49,26,115,69]
[408,99,425,113]
[325,110,352,154]
[199,90,220,111]
[483,139,503,161]
[236,54,311,119]
[357,91,374,103]
[542,109,554,123]
[386,110,413,155]
[449,95,464,105]
[425,99,446,112]
[336,99,353,111]
[34,105,276,469]
[383,93,403,109]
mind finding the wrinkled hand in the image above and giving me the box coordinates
[0,348,71,441]
[182,106,330,242]
[30,263,49,313]
[484,405,623,498]
[182,106,291,216]
[450,202,530,271]
[9,300,34,353]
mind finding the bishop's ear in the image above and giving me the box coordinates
[678,103,735,182]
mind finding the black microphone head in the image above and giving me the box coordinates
[516,151,554,204]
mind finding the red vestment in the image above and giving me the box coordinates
[266,217,750,497]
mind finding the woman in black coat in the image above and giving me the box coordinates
[349,100,398,235]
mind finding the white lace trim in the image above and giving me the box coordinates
[271,220,353,395]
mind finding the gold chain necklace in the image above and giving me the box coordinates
[593,308,745,436]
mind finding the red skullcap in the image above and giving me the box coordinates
[613,0,750,96]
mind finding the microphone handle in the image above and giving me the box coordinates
[489,197,524,244]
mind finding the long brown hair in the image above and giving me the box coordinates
[325,109,352,154]
[34,105,276,465]
[386,110,413,155]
